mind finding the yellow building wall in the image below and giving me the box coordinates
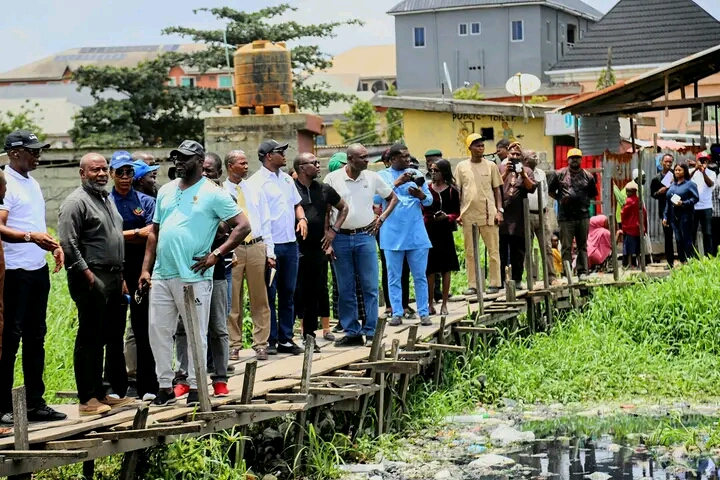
[402,110,553,160]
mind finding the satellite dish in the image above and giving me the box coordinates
[505,73,541,97]
[443,62,453,93]
[505,73,541,124]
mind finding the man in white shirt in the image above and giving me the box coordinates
[0,130,67,424]
[224,150,274,361]
[324,143,399,347]
[248,140,307,356]
[689,152,716,256]
[524,150,556,284]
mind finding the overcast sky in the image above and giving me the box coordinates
[3,0,719,73]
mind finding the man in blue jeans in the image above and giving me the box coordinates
[324,143,398,346]
[377,144,434,327]
[248,140,307,355]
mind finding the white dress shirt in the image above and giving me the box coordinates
[247,166,302,244]
[691,168,717,211]
[0,166,48,270]
[324,167,392,229]
[527,167,548,212]
[224,177,275,258]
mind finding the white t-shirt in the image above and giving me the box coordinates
[0,166,48,270]
[324,167,392,229]
[691,169,717,210]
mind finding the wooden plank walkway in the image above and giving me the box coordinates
[0,270,666,477]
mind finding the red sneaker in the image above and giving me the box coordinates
[173,383,191,400]
[213,382,229,397]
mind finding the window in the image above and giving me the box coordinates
[167,77,177,86]
[511,20,524,42]
[218,75,233,88]
[315,135,327,146]
[580,29,585,39]
[413,27,426,48]
[360,83,369,91]
[180,77,195,87]
[471,22,481,35]
[567,24,577,45]
[458,23,468,36]
[546,21,551,42]
[690,106,718,122]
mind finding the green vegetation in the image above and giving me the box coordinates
[334,100,380,145]
[453,83,485,101]
[0,101,45,141]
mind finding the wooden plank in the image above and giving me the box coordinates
[216,403,308,413]
[416,342,465,353]
[348,361,420,375]
[398,351,431,359]
[187,410,238,422]
[86,422,203,441]
[182,285,212,413]
[311,376,374,386]
[453,326,496,334]
[0,450,89,459]
[265,393,310,403]
[45,439,103,451]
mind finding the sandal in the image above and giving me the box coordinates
[440,306,449,316]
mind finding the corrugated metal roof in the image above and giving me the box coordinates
[388,0,603,20]
[550,0,720,71]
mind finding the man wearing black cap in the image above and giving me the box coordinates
[0,130,67,423]
[248,140,308,355]
[140,140,250,407]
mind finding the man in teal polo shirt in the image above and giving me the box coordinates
[139,140,250,407]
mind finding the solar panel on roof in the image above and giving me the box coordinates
[77,46,163,54]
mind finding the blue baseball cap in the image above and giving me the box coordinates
[110,151,134,170]
[132,160,160,181]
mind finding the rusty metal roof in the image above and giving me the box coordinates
[560,43,720,116]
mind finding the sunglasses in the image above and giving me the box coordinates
[115,168,134,178]
[21,148,42,157]
[429,168,440,173]
[301,160,320,166]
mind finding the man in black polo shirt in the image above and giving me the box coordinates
[293,153,348,352]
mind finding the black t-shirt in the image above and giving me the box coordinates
[211,234,231,281]
[295,179,341,248]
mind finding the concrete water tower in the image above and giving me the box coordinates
[204,40,322,169]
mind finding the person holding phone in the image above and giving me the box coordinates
[663,162,699,264]
[688,152,716,256]
[378,144,434,327]
[423,159,460,315]
[499,143,536,289]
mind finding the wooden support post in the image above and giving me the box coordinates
[10,386,31,480]
[523,199,533,291]
[664,74,670,118]
[182,285,211,413]
[563,261,579,308]
[472,223,484,313]
[237,360,257,468]
[375,347,385,437]
[609,205,620,281]
[356,317,387,438]
[399,325,418,409]
[120,406,150,480]
[631,117,646,273]
[294,336,314,463]
[433,316,447,387]
[537,180,550,289]
[505,266,516,301]
[544,295,554,330]
[385,339,400,433]
[83,461,95,480]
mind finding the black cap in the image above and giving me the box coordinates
[258,140,289,160]
[170,140,205,158]
[4,130,50,151]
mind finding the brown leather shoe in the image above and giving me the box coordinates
[100,395,135,409]
[256,348,269,361]
[229,348,241,361]
[79,398,111,416]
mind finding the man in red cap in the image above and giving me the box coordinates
[688,151,716,256]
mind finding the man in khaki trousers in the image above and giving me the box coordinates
[455,133,503,295]
[223,151,274,361]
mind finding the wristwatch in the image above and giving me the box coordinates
[212,249,222,258]
[134,228,140,237]
[498,208,505,213]
[330,225,340,234]
[24,232,31,242]
[299,217,308,223]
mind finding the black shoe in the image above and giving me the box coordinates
[487,287,500,294]
[0,412,12,425]
[153,389,177,406]
[126,384,138,399]
[27,404,67,422]
[186,390,199,406]
[267,345,278,355]
[332,324,344,333]
[334,336,364,348]
[388,316,403,327]
[278,341,303,355]
[227,364,236,373]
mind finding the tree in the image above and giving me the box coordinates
[384,86,404,143]
[597,47,616,90]
[163,5,360,112]
[453,83,486,101]
[0,101,44,141]
[335,100,380,144]
[71,4,360,147]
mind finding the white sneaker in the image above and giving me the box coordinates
[142,393,157,402]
